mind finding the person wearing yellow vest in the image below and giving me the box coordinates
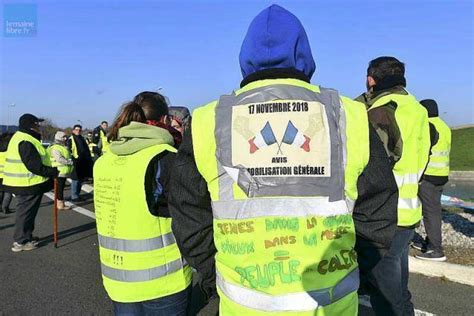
[3,114,59,252]
[48,131,74,210]
[93,121,110,155]
[355,57,431,315]
[413,99,451,262]
[169,5,369,315]
[67,124,93,202]
[86,132,100,163]
[94,102,192,315]
[0,132,14,214]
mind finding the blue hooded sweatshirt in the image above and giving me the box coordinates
[239,4,316,80]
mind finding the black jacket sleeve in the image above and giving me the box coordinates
[19,141,58,178]
[145,151,175,217]
[92,127,101,144]
[168,129,217,299]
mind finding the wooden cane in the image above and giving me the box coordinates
[53,178,59,248]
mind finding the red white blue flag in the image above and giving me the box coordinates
[248,121,277,153]
[282,120,311,152]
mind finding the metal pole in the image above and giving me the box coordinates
[53,179,59,248]
[6,103,16,132]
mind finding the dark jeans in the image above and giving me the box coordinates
[0,190,13,212]
[57,177,67,201]
[113,286,192,316]
[418,180,444,252]
[13,194,43,244]
[357,228,415,316]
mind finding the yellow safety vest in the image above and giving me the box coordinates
[425,117,451,177]
[100,129,110,154]
[3,131,51,187]
[70,136,79,159]
[371,93,430,227]
[87,140,97,158]
[192,78,369,315]
[47,144,73,176]
[93,144,192,303]
[0,151,5,180]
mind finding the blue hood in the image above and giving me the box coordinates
[239,4,316,80]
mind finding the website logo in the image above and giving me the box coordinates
[4,4,37,37]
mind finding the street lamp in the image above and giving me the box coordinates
[6,103,16,132]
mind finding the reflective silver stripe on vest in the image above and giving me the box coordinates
[218,163,234,201]
[212,198,348,220]
[394,173,419,187]
[216,268,359,312]
[432,151,449,157]
[3,172,33,178]
[427,161,449,168]
[5,158,22,163]
[398,197,420,210]
[101,257,185,282]
[98,231,176,252]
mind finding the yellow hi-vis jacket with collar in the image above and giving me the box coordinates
[371,92,430,227]
[425,117,451,177]
[192,78,369,316]
[93,144,192,303]
[3,131,51,187]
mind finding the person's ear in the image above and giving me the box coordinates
[366,76,376,91]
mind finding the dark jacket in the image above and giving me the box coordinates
[145,151,175,217]
[3,128,58,195]
[353,124,398,249]
[92,126,105,145]
[67,134,93,180]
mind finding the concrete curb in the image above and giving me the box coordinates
[451,124,474,130]
[409,256,474,286]
[449,171,474,181]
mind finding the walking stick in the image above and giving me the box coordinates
[53,178,59,248]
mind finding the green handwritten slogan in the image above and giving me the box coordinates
[215,214,356,291]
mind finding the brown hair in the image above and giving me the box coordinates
[133,91,169,121]
[108,102,147,142]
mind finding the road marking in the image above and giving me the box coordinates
[359,295,435,316]
[44,192,96,219]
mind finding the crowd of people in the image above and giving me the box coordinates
[0,5,453,316]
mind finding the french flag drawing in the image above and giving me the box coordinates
[249,122,277,154]
[282,120,311,152]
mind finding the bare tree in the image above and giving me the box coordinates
[41,118,59,142]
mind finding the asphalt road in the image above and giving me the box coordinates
[1,188,473,315]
